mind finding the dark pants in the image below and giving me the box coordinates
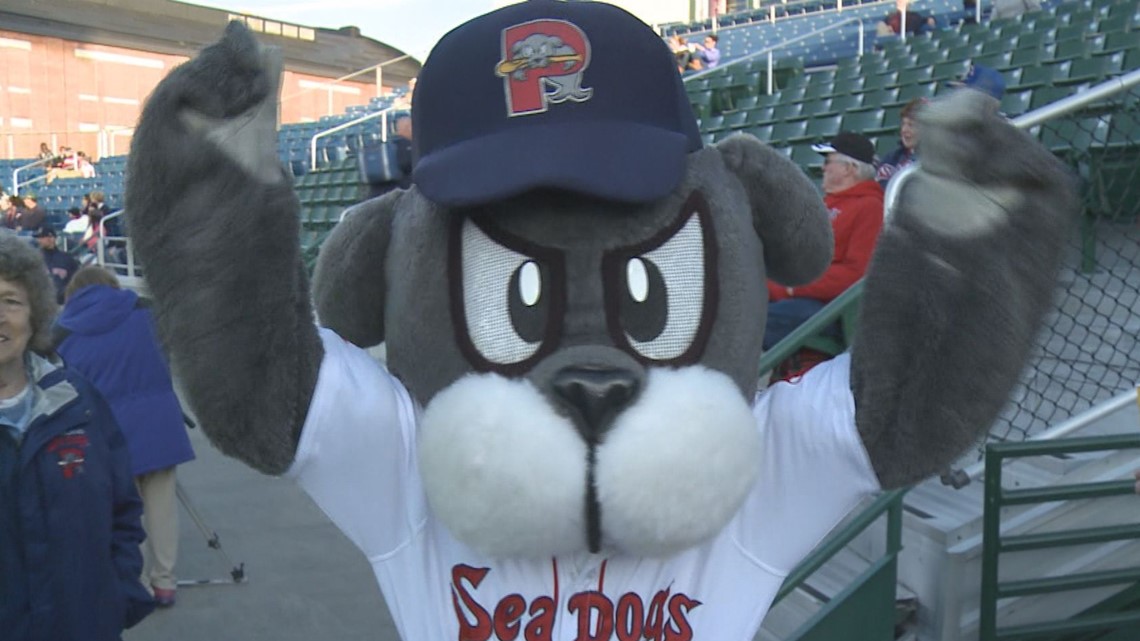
[763,298,842,350]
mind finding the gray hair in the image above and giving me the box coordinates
[833,152,877,181]
[0,232,59,354]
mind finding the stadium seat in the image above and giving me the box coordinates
[1001,89,1034,117]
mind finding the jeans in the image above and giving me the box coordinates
[763,297,843,350]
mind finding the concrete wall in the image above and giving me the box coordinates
[0,28,379,161]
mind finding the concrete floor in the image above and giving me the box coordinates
[123,424,401,641]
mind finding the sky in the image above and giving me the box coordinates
[181,0,692,63]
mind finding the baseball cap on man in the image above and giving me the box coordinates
[811,131,876,165]
[412,0,703,208]
[949,64,1005,100]
[32,225,56,238]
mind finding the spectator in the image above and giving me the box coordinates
[37,142,54,167]
[0,234,154,640]
[391,77,416,110]
[33,225,79,304]
[17,194,46,233]
[878,0,936,36]
[3,195,24,229]
[393,114,414,190]
[76,151,97,179]
[63,206,89,235]
[1,195,18,230]
[83,191,110,252]
[54,266,196,609]
[992,0,1041,21]
[668,34,694,73]
[877,97,926,189]
[962,0,978,24]
[692,34,721,69]
[765,132,884,351]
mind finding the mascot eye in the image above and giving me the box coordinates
[621,257,667,342]
[604,195,716,365]
[453,218,564,373]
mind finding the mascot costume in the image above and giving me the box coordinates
[125,1,1075,639]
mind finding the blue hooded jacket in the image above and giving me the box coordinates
[55,285,194,475]
[0,353,155,640]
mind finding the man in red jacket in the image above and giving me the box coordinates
[764,131,884,351]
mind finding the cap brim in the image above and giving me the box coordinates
[413,121,690,208]
[811,143,837,155]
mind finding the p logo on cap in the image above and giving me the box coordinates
[497,20,593,116]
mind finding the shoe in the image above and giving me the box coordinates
[152,586,176,608]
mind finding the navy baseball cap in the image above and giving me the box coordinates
[412,0,703,208]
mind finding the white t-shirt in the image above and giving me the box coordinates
[289,329,880,641]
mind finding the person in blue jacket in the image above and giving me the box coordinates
[55,265,196,608]
[0,233,154,641]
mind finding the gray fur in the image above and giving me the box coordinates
[125,22,322,475]
[311,191,402,347]
[714,133,833,287]
[851,89,1077,488]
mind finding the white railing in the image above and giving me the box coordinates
[95,209,144,285]
[308,107,395,169]
[11,159,50,196]
[686,16,867,94]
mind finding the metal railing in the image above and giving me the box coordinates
[10,158,50,196]
[770,488,908,641]
[978,426,1140,641]
[308,107,395,169]
[95,209,145,286]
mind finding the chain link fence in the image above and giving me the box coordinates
[983,77,1140,449]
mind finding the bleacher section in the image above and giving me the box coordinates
[689,0,1140,182]
[670,0,964,68]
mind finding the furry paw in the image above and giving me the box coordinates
[890,89,1061,238]
[136,21,284,185]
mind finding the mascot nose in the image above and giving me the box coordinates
[551,367,639,444]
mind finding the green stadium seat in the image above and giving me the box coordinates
[1030,84,1073,110]
[689,90,714,119]
[1009,46,1048,69]
[841,108,884,135]
[1094,13,1131,34]
[863,71,898,91]
[1002,67,1024,89]
[873,135,897,160]
[895,82,935,104]
[934,59,971,82]
[1015,31,1051,52]
[831,76,865,96]
[733,95,761,112]
[974,51,1013,70]
[800,98,832,118]
[1088,112,1140,222]
[1059,51,1124,85]
[779,85,807,103]
[1055,24,1092,44]
[828,92,864,114]
[896,65,934,86]
[914,49,947,67]
[772,101,803,121]
[700,132,715,146]
[885,53,918,73]
[862,87,900,108]
[1017,64,1058,89]
[702,114,725,132]
[770,119,808,145]
[1102,30,1140,54]
[746,124,774,143]
[746,106,776,125]
[980,35,1018,56]
[721,110,749,131]
[803,80,834,101]
[1000,89,1033,117]
[1038,115,1110,157]
[801,114,842,143]
[1053,37,1096,61]
[790,143,820,171]
[946,43,982,62]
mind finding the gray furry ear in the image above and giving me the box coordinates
[715,133,832,286]
[311,189,402,347]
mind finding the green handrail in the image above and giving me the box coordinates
[979,432,1140,641]
[758,278,865,376]
[767,488,908,641]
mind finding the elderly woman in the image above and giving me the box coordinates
[0,234,154,640]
